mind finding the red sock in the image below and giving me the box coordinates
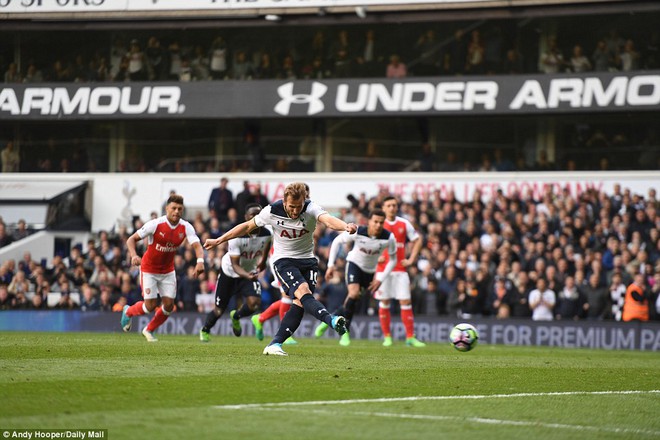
[401,305,415,338]
[378,305,391,338]
[259,300,281,324]
[279,300,292,321]
[146,306,170,332]
[127,301,147,317]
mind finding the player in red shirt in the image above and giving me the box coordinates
[374,196,426,347]
[121,194,205,342]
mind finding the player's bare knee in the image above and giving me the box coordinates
[293,283,311,300]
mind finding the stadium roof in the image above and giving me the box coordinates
[1,0,658,29]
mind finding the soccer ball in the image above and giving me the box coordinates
[449,323,479,352]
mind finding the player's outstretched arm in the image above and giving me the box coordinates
[318,213,357,234]
[204,219,258,250]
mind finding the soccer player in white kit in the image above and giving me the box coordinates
[314,209,397,346]
[375,196,426,347]
[121,194,205,342]
[199,203,272,342]
[204,182,357,356]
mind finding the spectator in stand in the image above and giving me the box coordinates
[455,277,486,319]
[466,30,485,74]
[619,39,641,71]
[622,273,650,321]
[356,29,383,78]
[604,29,625,63]
[444,29,468,75]
[254,52,275,79]
[4,62,21,83]
[208,177,234,222]
[165,41,183,81]
[414,29,440,76]
[127,39,147,81]
[488,277,514,318]
[23,63,43,83]
[54,279,79,309]
[277,54,297,79]
[592,40,612,72]
[109,38,127,81]
[484,26,504,74]
[0,223,13,248]
[251,183,269,208]
[509,271,533,318]
[386,54,407,78]
[191,45,210,81]
[79,283,100,312]
[503,48,524,74]
[177,265,201,311]
[570,44,592,72]
[414,143,437,172]
[328,29,351,69]
[554,275,586,320]
[1,141,19,173]
[145,36,165,81]
[8,270,32,301]
[99,285,114,311]
[0,283,13,310]
[231,50,254,80]
[209,37,229,80]
[529,277,556,321]
[333,48,353,78]
[540,37,566,73]
[234,181,252,220]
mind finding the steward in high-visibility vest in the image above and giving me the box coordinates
[622,274,649,322]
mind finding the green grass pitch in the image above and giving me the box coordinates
[1,331,659,440]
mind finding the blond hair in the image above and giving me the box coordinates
[284,182,308,201]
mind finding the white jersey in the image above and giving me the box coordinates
[221,228,272,278]
[253,199,326,263]
[328,227,397,275]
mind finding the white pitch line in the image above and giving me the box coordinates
[255,407,660,437]
[213,389,660,410]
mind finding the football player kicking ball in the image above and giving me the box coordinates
[121,194,205,342]
[315,209,397,346]
[250,183,310,345]
[199,203,272,342]
[205,182,357,356]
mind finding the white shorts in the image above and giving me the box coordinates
[374,271,410,301]
[140,270,177,299]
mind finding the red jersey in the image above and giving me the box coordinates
[137,216,200,274]
[376,216,419,273]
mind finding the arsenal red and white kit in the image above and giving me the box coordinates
[375,216,420,301]
[138,216,200,274]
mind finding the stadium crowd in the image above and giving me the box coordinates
[2,20,659,84]
[1,180,659,324]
